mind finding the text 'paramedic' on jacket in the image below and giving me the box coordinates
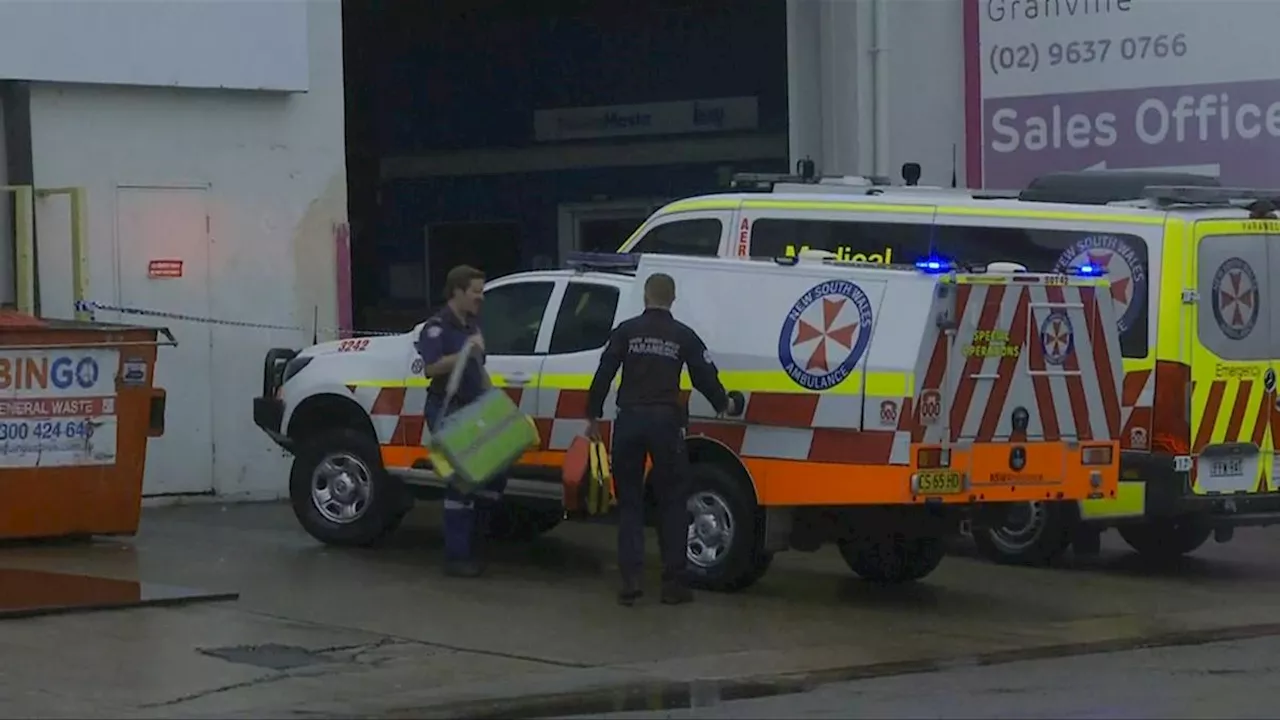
[586,308,730,419]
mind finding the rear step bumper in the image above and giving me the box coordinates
[1122,450,1280,524]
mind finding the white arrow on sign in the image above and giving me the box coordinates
[1084,160,1221,177]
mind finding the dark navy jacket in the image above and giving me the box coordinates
[416,306,487,411]
[586,308,728,420]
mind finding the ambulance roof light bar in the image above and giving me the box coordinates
[564,251,641,274]
[1142,185,1280,204]
[730,172,892,192]
[1143,185,1280,217]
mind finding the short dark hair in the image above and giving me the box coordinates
[644,273,676,306]
[444,265,485,300]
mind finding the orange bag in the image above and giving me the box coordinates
[561,435,615,517]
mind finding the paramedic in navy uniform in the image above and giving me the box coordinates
[417,264,506,578]
[586,272,731,606]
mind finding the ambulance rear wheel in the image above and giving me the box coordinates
[972,501,1074,566]
[684,462,771,593]
[1118,520,1212,560]
[290,428,407,547]
[838,533,946,584]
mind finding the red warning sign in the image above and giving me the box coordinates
[147,259,183,279]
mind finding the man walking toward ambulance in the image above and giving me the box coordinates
[417,264,506,578]
[586,273,730,606]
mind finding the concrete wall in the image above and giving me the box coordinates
[788,0,967,187]
[0,91,9,306]
[26,1,347,499]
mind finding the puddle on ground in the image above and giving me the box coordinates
[471,677,816,719]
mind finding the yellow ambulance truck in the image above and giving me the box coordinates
[616,171,1280,565]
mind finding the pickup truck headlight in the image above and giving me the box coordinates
[282,356,313,385]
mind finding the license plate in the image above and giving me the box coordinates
[914,471,965,495]
[1210,458,1244,478]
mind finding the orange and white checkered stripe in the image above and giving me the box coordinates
[356,382,915,466]
[1119,368,1154,451]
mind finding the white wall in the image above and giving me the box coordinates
[788,0,967,187]
[0,0,308,92]
[27,0,346,500]
[884,0,966,187]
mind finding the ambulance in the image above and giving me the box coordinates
[252,250,1124,591]
[614,170,1280,566]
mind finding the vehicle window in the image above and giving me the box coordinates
[481,282,555,355]
[748,219,933,264]
[629,218,722,256]
[1195,234,1269,362]
[933,225,1152,359]
[549,283,621,354]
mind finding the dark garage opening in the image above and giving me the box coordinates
[342,0,788,332]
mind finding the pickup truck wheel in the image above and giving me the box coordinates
[838,533,946,584]
[972,501,1073,566]
[1118,520,1212,559]
[684,462,772,593]
[290,428,406,547]
[486,504,563,541]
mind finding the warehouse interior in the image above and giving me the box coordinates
[341,0,789,331]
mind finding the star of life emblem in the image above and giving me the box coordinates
[778,280,875,391]
[1211,256,1259,341]
[1039,311,1074,367]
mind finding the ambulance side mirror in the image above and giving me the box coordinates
[725,391,746,417]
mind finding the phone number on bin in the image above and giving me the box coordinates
[0,420,94,442]
[989,34,1188,75]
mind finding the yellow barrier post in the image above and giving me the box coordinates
[35,187,89,321]
[1,185,36,314]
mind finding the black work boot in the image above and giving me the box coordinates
[443,559,484,578]
[660,581,693,605]
[618,576,644,606]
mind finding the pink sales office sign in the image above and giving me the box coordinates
[964,0,1280,189]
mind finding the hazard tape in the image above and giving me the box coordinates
[73,300,401,337]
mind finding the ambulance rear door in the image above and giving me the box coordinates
[943,274,1122,445]
[1188,220,1272,495]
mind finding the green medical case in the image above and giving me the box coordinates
[427,338,540,493]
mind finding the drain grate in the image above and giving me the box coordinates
[199,643,332,671]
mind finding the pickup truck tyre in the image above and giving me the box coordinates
[486,504,563,541]
[290,428,407,547]
[1118,520,1212,559]
[684,462,772,593]
[972,501,1074,566]
[838,533,946,584]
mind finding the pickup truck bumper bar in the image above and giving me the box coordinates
[254,348,300,452]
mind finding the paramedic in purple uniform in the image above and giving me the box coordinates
[416,264,507,577]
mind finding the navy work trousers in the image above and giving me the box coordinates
[611,405,690,585]
[425,396,508,562]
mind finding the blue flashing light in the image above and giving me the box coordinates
[1070,263,1107,277]
[565,251,641,271]
[914,256,954,274]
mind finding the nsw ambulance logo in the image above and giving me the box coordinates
[1053,235,1146,333]
[1211,256,1259,341]
[1039,311,1075,366]
[778,280,874,390]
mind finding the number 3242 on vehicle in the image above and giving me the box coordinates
[912,470,966,495]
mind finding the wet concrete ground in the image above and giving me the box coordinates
[3,502,1280,718]
[586,634,1280,719]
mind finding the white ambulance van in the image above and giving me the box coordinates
[254,250,1124,591]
